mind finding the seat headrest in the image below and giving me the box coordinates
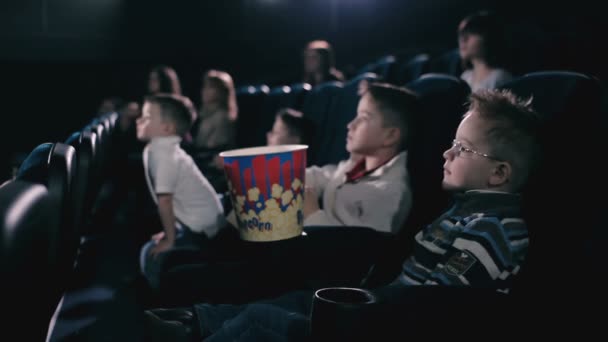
[16,143,53,185]
[500,71,601,121]
[0,180,54,271]
[408,73,471,97]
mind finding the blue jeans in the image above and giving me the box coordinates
[194,291,313,341]
[139,224,207,289]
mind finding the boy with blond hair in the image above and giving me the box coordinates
[137,93,225,289]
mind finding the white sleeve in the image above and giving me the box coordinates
[304,209,342,227]
[344,182,409,233]
[150,147,178,194]
[305,164,338,196]
[305,181,409,233]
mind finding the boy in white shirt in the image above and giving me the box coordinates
[303,83,421,234]
[136,93,225,289]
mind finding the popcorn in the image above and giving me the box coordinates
[235,182,305,241]
[271,184,283,199]
[281,190,294,206]
[265,198,279,211]
[247,187,260,202]
[291,178,302,191]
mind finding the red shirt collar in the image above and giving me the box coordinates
[345,157,393,183]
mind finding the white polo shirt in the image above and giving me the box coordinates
[304,151,411,234]
[143,136,225,236]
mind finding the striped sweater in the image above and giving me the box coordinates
[395,190,528,293]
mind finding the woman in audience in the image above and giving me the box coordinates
[147,65,182,95]
[458,11,513,92]
[193,70,238,151]
[302,40,345,87]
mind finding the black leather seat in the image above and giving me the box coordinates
[301,81,344,166]
[357,55,397,82]
[16,142,79,293]
[65,131,98,235]
[235,84,270,148]
[499,71,605,331]
[394,53,430,85]
[1,180,59,340]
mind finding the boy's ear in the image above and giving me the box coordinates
[489,162,512,187]
[383,127,401,147]
[162,120,177,134]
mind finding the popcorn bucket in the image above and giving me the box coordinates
[219,145,308,241]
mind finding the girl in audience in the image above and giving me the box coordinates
[147,65,182,95]
[303,40,345,87]
[193,70,238,151]
[458,11,513,92]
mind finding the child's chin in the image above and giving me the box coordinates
[441,181,455,191]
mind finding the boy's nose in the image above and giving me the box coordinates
[443,147,455,160]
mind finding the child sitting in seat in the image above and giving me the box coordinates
[303,83,418,233]
[141,88,541,341]
[225,108,315,227]
[136,93,226,289]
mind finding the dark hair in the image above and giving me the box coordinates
[305,40,335,70]
[364,82,421,151]
[275,108,315,146]
[468,89,541,190]
[303,40,344,85]
[144,93,195,136]
[458,11,508,69]
[149,65,182,95]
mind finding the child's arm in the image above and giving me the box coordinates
[409,216,527,290]
[439,217,526,290]
[305,164,338,197]
[150,193,177,257]
[304,181,410,233]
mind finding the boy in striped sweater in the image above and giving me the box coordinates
[394,89,540,291]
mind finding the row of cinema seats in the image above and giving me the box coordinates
[234,70,464,169]
[234,73,377,166]
[0,112,121,340]
[356,50,462,86]
[1,71,605,338]
[232,49,465,168]
[153,70,606,335]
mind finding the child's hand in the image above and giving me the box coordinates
[303,186,320,218]
[151,231,165,243]
[150,238,174,257]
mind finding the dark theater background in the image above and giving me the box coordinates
[1,0,606,180]
[1,1,606,340]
